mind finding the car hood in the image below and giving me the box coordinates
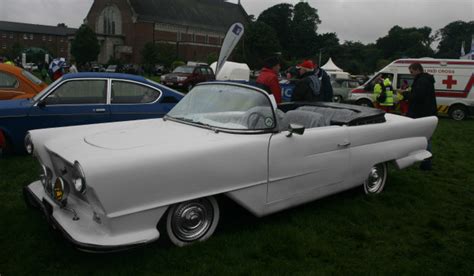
[34,118,238,163]
[0,99,31,118]
[83,119,217,150]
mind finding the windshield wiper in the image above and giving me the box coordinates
[168,116,195,123]
[167,115,218,132]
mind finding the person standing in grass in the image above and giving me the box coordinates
[407,62,437,170]
[256,56,282,104]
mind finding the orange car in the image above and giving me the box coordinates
[0,64,47,100]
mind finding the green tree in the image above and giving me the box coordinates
[436,20,474,58]
[376,25,434,60]
[71,24,100,66]
[290,2,321,58]
[235,21,281,69]
[206,52,218,65]
[6,42,23,60]
[156,43,176,68]
[141,42,159,74]
[314,32,340,65]
[258,4,294,56]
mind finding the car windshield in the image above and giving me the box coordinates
[31,77,63,102]
[167,83,276,131]
[173,66,194,74]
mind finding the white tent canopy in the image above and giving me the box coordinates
[321,57,350,79]
[321,57,343,72]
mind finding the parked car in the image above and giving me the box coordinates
[0,63,47,100]
[153,64,166,76]
[332,78,360,103]
[161,64,215,91]
[24,81,437,252]
[122,64,139,75]
[105,65,121,73]
[91,63,105,72]
[0,72,183,154]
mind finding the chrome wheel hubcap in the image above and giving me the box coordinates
[171,200,213,241]
[367,164,385,193]
[452,110,465,120]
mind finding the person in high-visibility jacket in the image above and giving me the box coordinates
[397,80,410,115]
[373,76,394,112]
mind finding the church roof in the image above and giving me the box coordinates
[0,21,76,36]
[129,0,249,32]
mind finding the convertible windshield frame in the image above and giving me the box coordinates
[31,77,63,102]
[166,82,279,134]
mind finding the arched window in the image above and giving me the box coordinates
[97,5,122,35]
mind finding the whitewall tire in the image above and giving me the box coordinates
[363,163,388,194]
[166,196,219,247]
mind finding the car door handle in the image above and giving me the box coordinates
[93,108,106,113]
[337,141,351,147]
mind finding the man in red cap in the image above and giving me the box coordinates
[256,56,282,104]
[291,60,319,102]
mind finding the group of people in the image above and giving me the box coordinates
[372,74,413,115]
[372,63,437,121]
[373,63,437,170]
[255,56,333,105]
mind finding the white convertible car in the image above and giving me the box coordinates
[24,82,438,252]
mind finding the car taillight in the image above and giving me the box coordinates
[0,130,5,150]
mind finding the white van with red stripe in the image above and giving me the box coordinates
[348,58,474,120]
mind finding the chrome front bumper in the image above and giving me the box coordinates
[23,181,161,253]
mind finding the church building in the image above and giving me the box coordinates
[84,0,249,64]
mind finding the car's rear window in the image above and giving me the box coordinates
[173,66,194,74]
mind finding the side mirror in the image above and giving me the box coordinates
[286,124,305,137]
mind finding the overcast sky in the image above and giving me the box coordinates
[0,0,472,44]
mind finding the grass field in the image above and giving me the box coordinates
[0,118,473,275]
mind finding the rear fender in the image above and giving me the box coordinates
[393,149,431,169]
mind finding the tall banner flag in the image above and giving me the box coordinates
[460,41,465,56]
[215,22,244,77]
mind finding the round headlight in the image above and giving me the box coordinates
[73,161,87,194]
[53,177,65,202]
[24,133,34,154]
[73,177,85,193]
[39,164,52,188]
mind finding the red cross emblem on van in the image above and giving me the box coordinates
[442,75,457,89]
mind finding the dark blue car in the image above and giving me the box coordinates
[0,72,184,154]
